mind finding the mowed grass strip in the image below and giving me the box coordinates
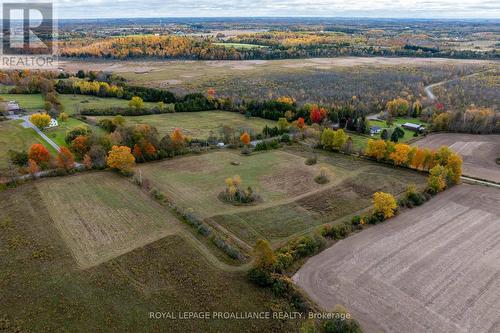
[89,111,276,139]
[138,150,332,217]
[212,149,428,245]
[35,172,180,268]
[0,93,158,114]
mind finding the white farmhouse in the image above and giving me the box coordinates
[46,118,59,129]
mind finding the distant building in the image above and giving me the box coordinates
[6,101,20,112]
[370,126,382,135]
[46,118,59,129]
[402,122,425,132]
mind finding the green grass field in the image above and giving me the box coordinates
[45,117,104,148]
[0,93,157,114]
[0,94,44,109]
[89,111,276,138]
[0,120,57,169]
[350,117,427,151]
[138,150,333,216]
[0,180,299,332]
[139,148,428,246]
[214,42,268,49]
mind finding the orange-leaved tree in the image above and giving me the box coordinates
[71,135,90,158]
[28,159,39,176]
[310,105,327,124]
[57,147,75,171]
[171,128,186,150]
[389,143,411,166]
[297,117,305,129]
[240,132,251,146]
[28,144,51,165]
[83,154,92,170]
[107,145,136,175]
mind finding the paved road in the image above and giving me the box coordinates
[7,114,61,152]
[424,69,495,102]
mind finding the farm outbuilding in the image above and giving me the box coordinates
[402,122,425,132]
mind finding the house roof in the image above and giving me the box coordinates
[402,122,423,129]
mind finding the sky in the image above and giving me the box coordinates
[26,0,500,19]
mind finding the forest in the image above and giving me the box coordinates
[59,31,498,61]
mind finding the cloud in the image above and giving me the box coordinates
[48,0,499,19]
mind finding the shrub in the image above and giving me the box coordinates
[65,126,91,144]
[212,236,243,260]
[247,267,273,286]
[323,305,363,333]
[150,188,166,201]
[197,224,212,237]
[281,133,291,143]
[351,215,364,230]
[405,184,425,207]
[322,223,353,239]
[220,175,260,204]
[8,150,28,167]
[314,167,329,184]
[254,140,280,152]
[366,212,384,225]
[305,155,317,165]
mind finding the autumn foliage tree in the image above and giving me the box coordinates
[57,147,75,171]
[386,98,410,117]
[389,143,411,166]
[428,165,448,193]
[170,128,186,152]
[71,135,90,158]
[28,159,39,176]
[28,144,51,166]
[128,96,144,113]
[321,128,348,151]
[296,117,305,129]
[373,192,398,219]
[365,139,387,161]
[29,113,51,129]
[240,132,251,146]
[310,105,328,124]
[107,145,136,175]
[253,239,276,271]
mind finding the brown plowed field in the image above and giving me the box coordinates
[414,133,500,183]
[294,184,500,333]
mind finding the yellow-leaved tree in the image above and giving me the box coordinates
[128,96,144,113]
[389,143,411,166]
[365,139,387,161]
[373,192,398,219]
[106,145,136,175]
[253,239,276,271]
[29,113,51,129]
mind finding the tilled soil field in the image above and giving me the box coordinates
[414,133,500,183]
[293,184,500,333]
